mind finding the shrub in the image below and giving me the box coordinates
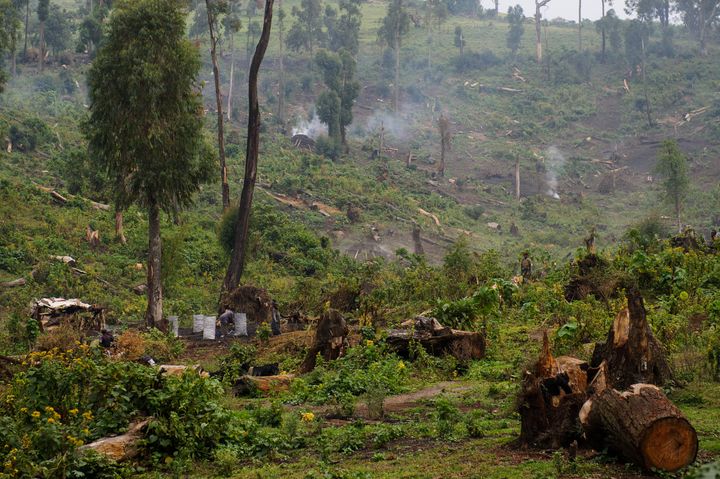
[451,50,502,73]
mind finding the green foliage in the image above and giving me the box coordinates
[377,0,409,48]
[290,342,408,406]
[432,286,499,330]
[45,5,71,57]
[286,0,325,53]
[8,117,53,152]
[656,139,689,226]
[85,0,213,212]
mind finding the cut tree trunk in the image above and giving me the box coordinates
[0,278,26,288]
[590,289,672,390]
[80,419,150,462]
[518,332,589,448]
[223,0,274,293]
[299,309,348,373]
[115,208,127,245]
[145,201,164,330]
[387,327,485,362]
[580,384,698,472]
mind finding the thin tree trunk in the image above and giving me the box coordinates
[115,207,127,244]
[676,196,681,233]
[641,39,652,128]
[601,0,606,62]
[145,201,163,329]
[578,0,582,50]
[39,21,45,72]
[223,0,274,294]
[515,156,521,199]
[535,5,543,63]
[227,32,235,122]
[277,0,285,125]
[494,0,498,16]
[393,0,401,114]
[23,0,28,58]
[206,0,230,210]
[10,38,17,77]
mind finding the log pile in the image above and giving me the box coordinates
[30,297,107,332]
[386,316,485,362]
[518,291,696,473]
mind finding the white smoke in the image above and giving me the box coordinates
[362,110,409,140]
[291,111,327,139]
[545,145,566,200]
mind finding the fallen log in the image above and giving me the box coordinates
[590,289,673,389]
[517,333,589,448]
[418,208,441,227]
[0,278,26,288]
[386,316,485,362]
[580,384,697,472]
[80,419,150,461]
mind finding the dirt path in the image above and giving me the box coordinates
[354,381,473,418]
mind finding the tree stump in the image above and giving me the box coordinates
[386,317,485,362]
[580,384,698,472]
[517,333,590,448]
[590,289,673,389]
[299,309,348,373]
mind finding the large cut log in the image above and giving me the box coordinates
[517,332,589,448]
[580,384,697,472]
[386,317,485,362]
[591,289,672,389]
[299,309,348,373]
[0,278,26,288]
[80,419,150,461]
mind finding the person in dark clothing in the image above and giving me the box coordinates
[100,329,114,348]
[520,252,532,281]
[270,300,281,336]
[218,309,234,336]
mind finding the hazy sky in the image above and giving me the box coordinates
[494,1,632,21]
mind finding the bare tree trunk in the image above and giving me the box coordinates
[277,0,285,125]
[641,39,652,128]
[578,0,582,50]
[206,0,230,210]
[223,0,274,294]
[601,0,606,62]
[535,0,550,64]
[10,37,17,77]
[145,201,163,329]
[515,156,521,199]
[115,207,127,244]
[227,32,235,122]
[38,21,45,72]
[494,0,498,16]
[393,2,401,114]
[23,0,28,58]
[676,196,682,232]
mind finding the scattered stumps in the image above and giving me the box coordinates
[590,288,673,390]
[580,384,698,472]
[518,333,588,449]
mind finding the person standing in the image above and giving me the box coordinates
[520,252,532,281]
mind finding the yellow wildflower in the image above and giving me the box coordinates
[81,428,90,435]
[31,411,40,418]
[301,412,315,422]
[69,409,79,415]
[44,406,54,413]
[365,340,374,347]
[19,408,27,414]
[82,411,93,420]
[47,418,55,424]
[397,361,406,370]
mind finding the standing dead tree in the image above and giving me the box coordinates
[223,0,274,294]
[437,114,450,177]
[534,0,551,63]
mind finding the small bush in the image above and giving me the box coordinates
[451,50,502,73]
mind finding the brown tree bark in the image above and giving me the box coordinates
[299,309,348,373]
[206,0,230,210]
[277,0,285,125]
[514,156,520,199]
[590,289,673,390]
[438,114,449,177]
[518,332,589,448]
[580,384,697,472]
[115,207,127,245]
[222,0,274,294]
[600,0,606,62]
[145,201,163,329]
